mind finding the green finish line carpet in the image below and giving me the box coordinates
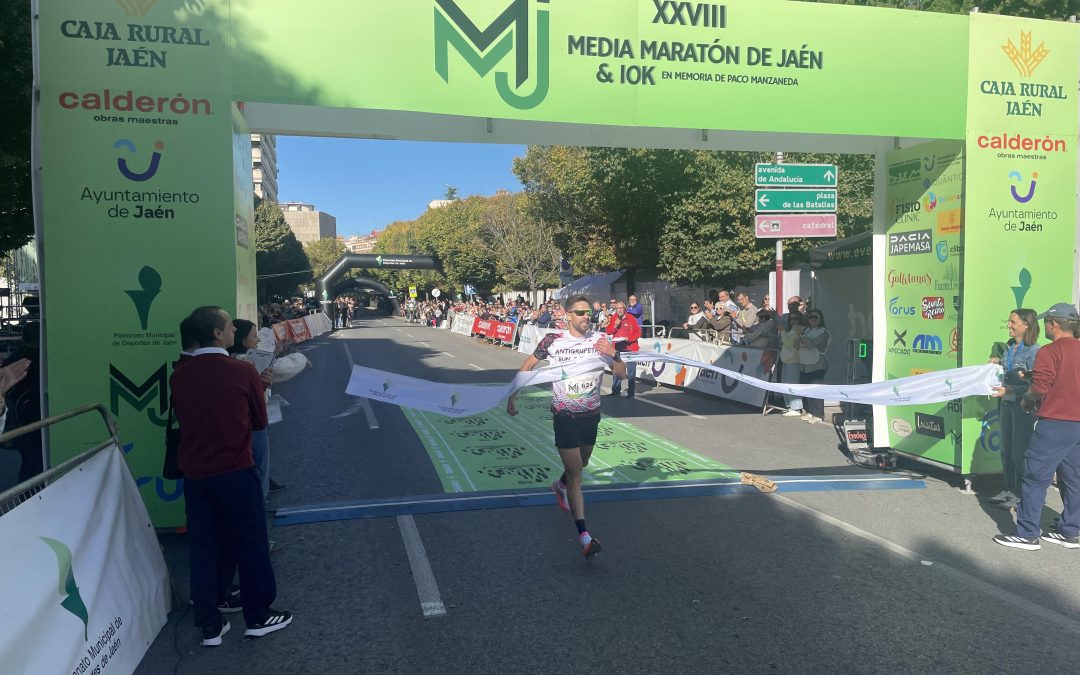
[403,389,737,493]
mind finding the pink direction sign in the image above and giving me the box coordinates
[754,214,837,239]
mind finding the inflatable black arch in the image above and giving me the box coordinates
[317,253,441,328]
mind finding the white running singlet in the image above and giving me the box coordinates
[532,331,614,415]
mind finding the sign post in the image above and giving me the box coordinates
[755,163,838,188]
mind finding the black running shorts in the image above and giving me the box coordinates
[552,409,601,449]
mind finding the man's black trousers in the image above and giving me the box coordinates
[185,467,276,629]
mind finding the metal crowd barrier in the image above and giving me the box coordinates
[0,404,119,516]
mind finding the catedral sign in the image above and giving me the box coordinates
[31,1,1080,526]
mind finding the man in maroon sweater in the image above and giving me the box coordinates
[994,303,1080,551]
[172,306,292,645]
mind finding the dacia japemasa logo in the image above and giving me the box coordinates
[434,0,550,109]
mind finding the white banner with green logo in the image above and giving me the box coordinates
[347,355,1003,419]
[0,446,169,674]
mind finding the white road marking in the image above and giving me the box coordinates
[405,332,414,338]
[468,363,484,371]
[773,494,1080,637]
[330,401,363,419]
[442,351,457,358]
[631,394,708,420]
[397,515,447,618]
[342,342,379,429]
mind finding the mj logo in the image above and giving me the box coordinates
[110,363,169,426]
[434,0,550,110]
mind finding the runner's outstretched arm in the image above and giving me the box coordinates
[507,355,541,416]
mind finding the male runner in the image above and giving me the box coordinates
[507,295,626,560]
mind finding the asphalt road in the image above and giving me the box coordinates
[137,310,1080,674]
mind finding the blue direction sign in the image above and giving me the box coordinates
[755,189,837,213]
[755,163,838,188]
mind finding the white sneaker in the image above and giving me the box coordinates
[800,413,814,421]
[782,410,803,417]
[999,495,1021,510]
[989,490,1012,503]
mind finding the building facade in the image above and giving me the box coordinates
[342,231,379,254]
[281,202,337,245]
[251,133,278,204]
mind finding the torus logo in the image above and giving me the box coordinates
[124,266,161,330]
[434,0,550,110]
[114,138,163,182]
[117,0,156,16]
[912,334,943,355]
[1002,31,1048,77]
[110,363,169,426]
[1008,170,1037,203]
[889,296,915,317]
[40,537,89,640]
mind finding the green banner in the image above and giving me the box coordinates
[404,389,736,492]
[37,2,243,526]
[230,0,968,139]
[883,142,965,467]
[961,14,1079,474]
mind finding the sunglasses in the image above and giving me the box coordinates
[690,306,699,309]
[569,309,592,316]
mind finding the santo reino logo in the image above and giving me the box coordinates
[114,138,163,181]
[434,0,550,109]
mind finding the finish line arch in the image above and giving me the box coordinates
[32,0,1080,526]
[317,254,441,326]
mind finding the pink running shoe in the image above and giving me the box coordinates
[551,479,570,512]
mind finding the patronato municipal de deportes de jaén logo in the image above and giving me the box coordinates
[434,0,550,109]
[1002,31,1048,77]
[124,265,162,330]
[40,537,90,640]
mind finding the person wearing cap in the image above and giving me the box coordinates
[994,303,1080,551]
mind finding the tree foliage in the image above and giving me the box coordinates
[481,193,561,292]
[254,200,311,301]
[303,236,347,281]
[0,1,34,254]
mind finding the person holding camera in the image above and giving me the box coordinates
[606,301,641,398]
[994,303,1080,551]
[987,308,1041,511]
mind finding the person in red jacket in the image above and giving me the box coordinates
[994,303,1080,551]
[606,301,641,398]
[171,306,293,646]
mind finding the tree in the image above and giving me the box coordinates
[303,237,348,281]
[254,200,311,301]
[0,1,34,254]
[443,185,459,200]
[480,193,560,293]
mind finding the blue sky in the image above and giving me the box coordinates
[277,137,527,238]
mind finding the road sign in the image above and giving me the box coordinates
[755,163,838,188]
[755,214,837,239]
[431,288,441,298]
[755,189,837,213]
[408,285,417,298]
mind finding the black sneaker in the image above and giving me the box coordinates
[217,593,243,613]
[626,392,635,399]
[244,609,293,638]
[269,479,287,493]
[1040,530,1080,549]
[993,534,1041,551]
[201,620,230,647]
[582,537,603,561]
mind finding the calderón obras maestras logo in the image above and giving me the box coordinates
[433,0,550,109]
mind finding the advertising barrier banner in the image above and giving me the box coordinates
[634,338,771,407]
[0,446,170,674]
[883,140,965,467]
[517,324,561,354]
